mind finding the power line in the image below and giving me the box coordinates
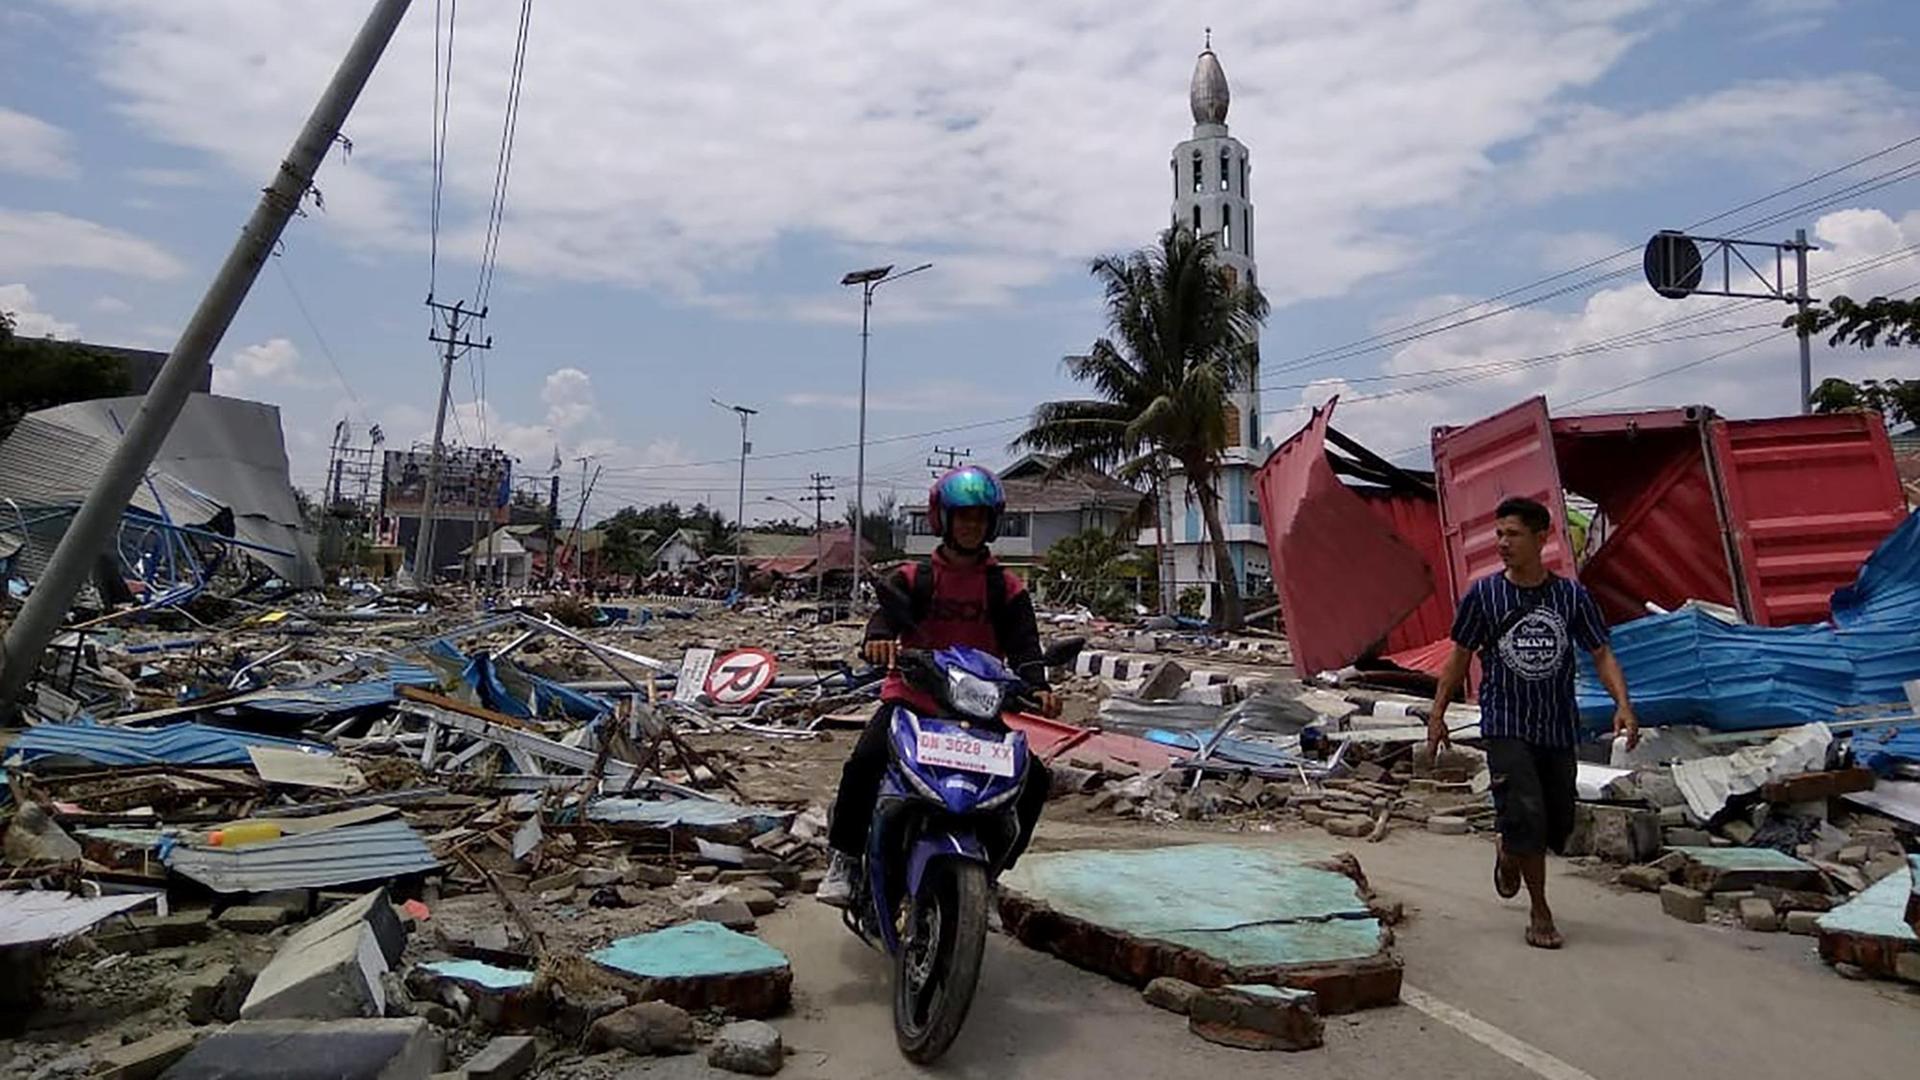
[271,257,368,424]
[427,0,458,295]
[1256,133,1920,379]
[475,0,533,309]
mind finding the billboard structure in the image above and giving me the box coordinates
[382,446,512,522]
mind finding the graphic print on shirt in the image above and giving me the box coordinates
[1496,605,1570,681]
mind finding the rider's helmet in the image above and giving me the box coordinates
[926,466,1006,551]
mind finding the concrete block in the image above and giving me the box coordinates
[1323,815,1374,838]
[1785,910,1823,936]
[708,1019,784,1076]
[626,863,679,887]
[181,962,254,1025]
[289,888,407,968]
[1187,983,1324,1052]
[162,1017,442,1080]
[728,887,780,917]
[218,906,289,933]
[92,1029,196,1080]
[1712,890,1756,913]
[1143,976,1202,1015]
[1665,827,1713,848]
[1660,885,1707,924]
[1136,659,1189,701]
[695,898,757,931]
[529,868,580,895]
[251,889,317,921]
[241,920,387,1020]
[1738,897,1780,932]
[97,910,211,953]
[1587,805,1662,864]
[460,1036,536,1080]
[1427,816,1470,836]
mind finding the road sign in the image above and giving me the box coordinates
[674,647,716,703]
[704,648,779,705]
[1645,230,1705,299]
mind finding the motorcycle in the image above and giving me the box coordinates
[843,639,1081,1063]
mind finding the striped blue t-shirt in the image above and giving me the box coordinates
[1450,572,1609,748]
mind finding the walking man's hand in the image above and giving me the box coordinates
[1613,705,1641,752]
[1425,712,1452,760]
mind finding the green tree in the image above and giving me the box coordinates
[1789,293,1919,427]
[1015,225,1267,627]
[1808,377,1920,428]
[1035,528,1153,619]
[0,311,131,440]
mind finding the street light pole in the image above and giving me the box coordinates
[839,262,931,612]
[713,398,758,597]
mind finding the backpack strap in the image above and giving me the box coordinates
[985,562,1009,629]
[909,557,937,626]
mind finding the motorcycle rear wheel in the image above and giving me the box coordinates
[892,860,988,1063]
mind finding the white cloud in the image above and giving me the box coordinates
[92,296,132,314]
[0,209,186,280]
[51,0,1700,312]
[0,107,76,178]
[0,283,81,338]
[541,367,597,431]
[1264,206,1920,461]
[214,337,323,396]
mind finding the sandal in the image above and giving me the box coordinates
[1494,845,1522,899]
[1525,922,1564,950]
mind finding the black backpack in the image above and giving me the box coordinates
[907,556,1009,633]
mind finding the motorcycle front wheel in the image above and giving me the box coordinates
[892,859,988,1063]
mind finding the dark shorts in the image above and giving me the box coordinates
[1484,737,1577,857]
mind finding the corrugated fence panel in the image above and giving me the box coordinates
[1433,396,1575,606]
[1352,489,1452,654]
[1578,442,1736,625]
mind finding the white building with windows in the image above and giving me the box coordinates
[1137,41,1272,614]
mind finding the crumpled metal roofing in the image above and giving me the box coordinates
[0,393,320,585]
[0,891,157,947]
[162,819,439,893]
[587,796,789,834]
[1578,511,1920,731]
[6,720,328,767]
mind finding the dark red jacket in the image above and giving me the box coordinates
[864,547,1047,715]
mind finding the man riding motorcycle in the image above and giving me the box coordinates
[817,465,1061,907]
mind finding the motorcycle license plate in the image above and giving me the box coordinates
[915,729,1015,777]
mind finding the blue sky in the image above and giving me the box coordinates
[2,0,1916,526]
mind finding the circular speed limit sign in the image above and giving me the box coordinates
[704,648,779,705]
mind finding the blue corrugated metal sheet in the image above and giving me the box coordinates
[1578,512,1920,731]
[7,721,328,767]
[162,819,439,893]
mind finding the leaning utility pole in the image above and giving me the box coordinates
[804,473,835,602]
[414,298,490,584]
[0,0,415,719]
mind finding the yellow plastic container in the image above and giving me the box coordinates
[207,821,282,847]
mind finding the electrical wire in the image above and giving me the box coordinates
[272,258,368,424]
[475,0,533,310]
[428,0,458,296]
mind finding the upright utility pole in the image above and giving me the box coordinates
[927,445,971,478]
[1794,227,1813,414]
[1643,228,1817,414]
[571,455,595,581]
[839,261,932,611]
[415,298,490,584]
[0,0,415,718]
[545,472,560,585]
[805,473,835,602]
[711,398,758,596]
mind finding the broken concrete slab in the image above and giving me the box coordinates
[240,919,386,1020]
[1739,897,1780,932]
[1187,983,1324,1052]
[1567,805,1661,864]
[589,921,793,1018]
[1786,910,1823,936]
[1427,816,1469,835]
[586,1000,696,1055]
[1816,856,1919,980]
[695,897,757,931]
[289,888,408,968]
[410,960,541,1030]
[1135,659,1190,701]
[708,1019,784,1075]
[160,1017,442,1080]
[97,910,211,953]
[218,905,289,933]
[93,1029,197,1080]
[1667,846,1822,895]
[181,961,254,1025]
[4,802,82,863]
[459,1035,536,1080]
[1616,865,1669,893]
[729,887,780,917]
[998,844,1400,1013]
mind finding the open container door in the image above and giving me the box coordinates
[1253,397,1435,677]
[1432,395,1577,607]
[1709,412,1909,626]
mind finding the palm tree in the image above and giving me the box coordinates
[1016,224,1268,627]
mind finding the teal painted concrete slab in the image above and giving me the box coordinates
[1818,856,1918,942]
[419,959,535,990]
[1002,844,1384,966]
[591,920,790,979]
[1665,846,1815,872]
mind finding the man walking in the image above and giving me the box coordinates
[1427,496,1636,949]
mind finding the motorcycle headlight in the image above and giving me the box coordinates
[945,669,1006,721]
